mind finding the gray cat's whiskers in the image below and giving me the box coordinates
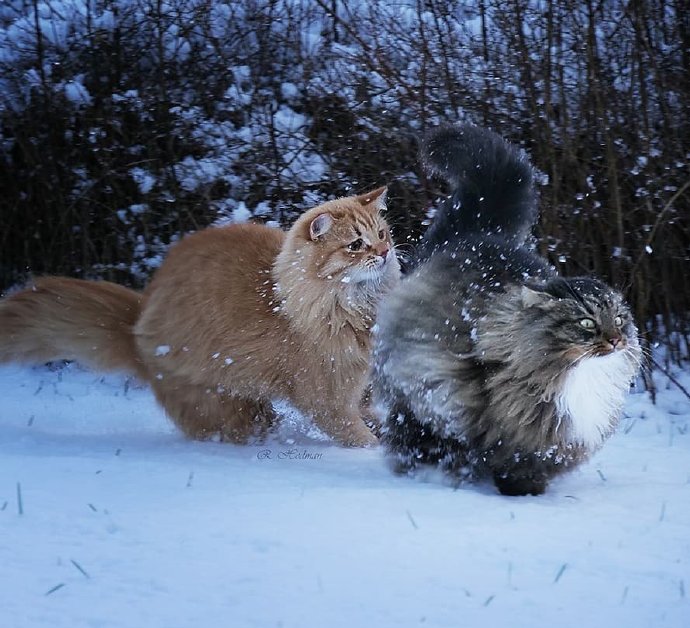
[552,349,595,390]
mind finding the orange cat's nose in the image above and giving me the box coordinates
[376,246,390,260]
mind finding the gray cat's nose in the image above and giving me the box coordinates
[609,336,621,348]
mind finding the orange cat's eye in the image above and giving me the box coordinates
[378,229,386,240]
[348,238,364,252]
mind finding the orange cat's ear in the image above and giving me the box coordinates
[356,186,388,211]
[309,213,333,240]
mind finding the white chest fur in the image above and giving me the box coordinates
[556,351,632,448]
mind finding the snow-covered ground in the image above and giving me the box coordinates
[0,361,688,628]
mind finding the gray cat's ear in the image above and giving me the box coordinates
[356,186,387,211]
[309,213,333,240]
[521,285,553,308]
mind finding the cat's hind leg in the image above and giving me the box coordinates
[378,393,475,485]
[150,378,276,442]
[382,399,428,473]
[381,398,448,471]
[217,395,277,443]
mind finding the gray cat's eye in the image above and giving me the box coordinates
[614,315,623,327]
[579,318,596,329]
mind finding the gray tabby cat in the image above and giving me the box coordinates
[372,124,642,496]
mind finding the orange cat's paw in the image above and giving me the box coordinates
[343,427,380,448]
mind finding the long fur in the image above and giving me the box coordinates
[373,124,641,495]
[0,277,147,379]
[0,189,400,447]
[416,124,538,260]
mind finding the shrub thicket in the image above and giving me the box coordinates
[1,0,688,361]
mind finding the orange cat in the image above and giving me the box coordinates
[0,187,400,446]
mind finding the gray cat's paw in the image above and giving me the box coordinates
[493,471,548,496]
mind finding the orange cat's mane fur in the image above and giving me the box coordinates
[0,188,400,446]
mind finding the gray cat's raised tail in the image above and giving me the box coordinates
[418,124,538,259]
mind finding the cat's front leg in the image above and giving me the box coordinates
[300,396,378,447]
[313,409,379,448]
[292,378,379,447]
[490,460,550,496]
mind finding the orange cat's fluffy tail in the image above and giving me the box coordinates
[0,277,148,380]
